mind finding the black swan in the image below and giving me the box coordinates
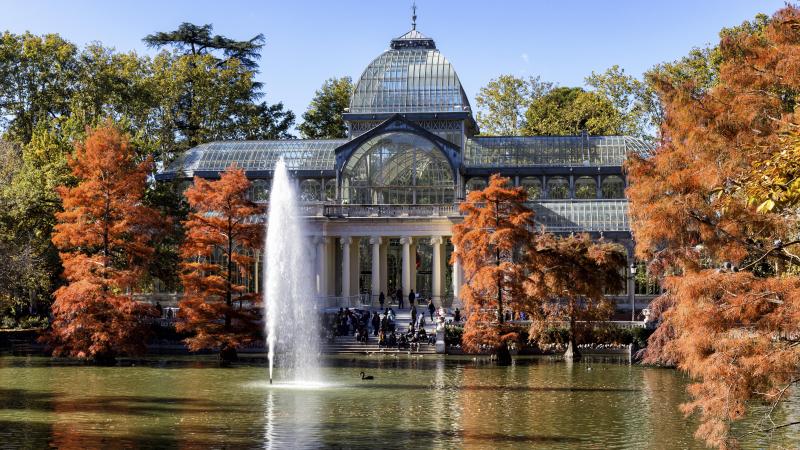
[360,371,374,380]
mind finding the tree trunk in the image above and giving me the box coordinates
[495,341,512,366]
[219,345,238,363]
[92,351,117,366]
[564,313,581,361]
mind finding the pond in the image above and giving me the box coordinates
[0,355,796,449]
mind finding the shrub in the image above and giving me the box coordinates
[1,316,16,329]
[445,325,463,346]
[17,316,49,329]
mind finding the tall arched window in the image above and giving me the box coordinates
[575,176,597,199]
[249,179,270,202]
[547,176,569,199]
[342,132,455,204]
[602,175,625,199]
[299,179,321,202]
[324,179,336,202]
[520,177,542,200]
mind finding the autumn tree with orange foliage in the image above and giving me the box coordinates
[525,233,626,360]
[178,165,264,362]
[452,174,534,364]
[48,125,159,362]
[627,6,800,448]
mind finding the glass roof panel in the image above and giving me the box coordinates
[160,140,346,178]
[464,136,654,167]
[528,200,630,232]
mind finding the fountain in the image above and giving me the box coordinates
[265,158,320,385]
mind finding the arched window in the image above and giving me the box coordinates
[520,177,542,200]
[602,175,625,199]
[249,179,270,202]
[465,178,487,194]
[575,176,597,199]
[547,176,569,199]
[324,179,336,202]
[342,132,455,204]
[299,179,321,202]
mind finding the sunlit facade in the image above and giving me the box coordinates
[158,26,656,317]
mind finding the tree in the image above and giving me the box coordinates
[585,65,661,141]
[178,166,264,362]
[524,233,626,360]
[143,22,265,69]
[298,77,353,139]
[627,6,800,447]
[523,86,623,136]
[451,174,535,364]
[0,32,78,144]
[144,23,294,154]
[47,125,159,362]
[475,75,553,135]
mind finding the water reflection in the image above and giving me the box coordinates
[0,356,797,449]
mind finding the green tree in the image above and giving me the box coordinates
[585,65,661,140]
[523,87,622,136]
[0,32,78,143]
[475,75,553,135]
[298,76,353,139]
[144,22,294,155]
[644,13,769,99]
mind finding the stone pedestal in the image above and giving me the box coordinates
[435,328,446,354]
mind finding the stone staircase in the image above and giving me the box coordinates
[321,307,446,355]
[321,335,437,354]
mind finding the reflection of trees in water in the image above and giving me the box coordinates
[641,367,696,448]
[457,364,584,448]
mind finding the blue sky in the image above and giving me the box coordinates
[2,0,786,122]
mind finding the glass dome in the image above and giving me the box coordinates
[350,30,471,114]
[342,131,455,204]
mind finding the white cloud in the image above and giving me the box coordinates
[521,53,529,64]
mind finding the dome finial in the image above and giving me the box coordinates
[411,1,417,30]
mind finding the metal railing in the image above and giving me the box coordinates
[323,203,461,218]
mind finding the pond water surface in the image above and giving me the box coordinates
[0,355,797,449]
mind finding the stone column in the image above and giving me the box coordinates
[400,236,412,298]
[410,239,418,292]
[430,236,443,306]
[325,238,335,296]
[315,237,327,296]
[370,236,382,304]
[379,240,388,296]
[341,237,352,298]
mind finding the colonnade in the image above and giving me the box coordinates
[311,235,463,307]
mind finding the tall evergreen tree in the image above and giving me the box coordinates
[144,22,294,153]
[178,166,264,362]
[48,126,159,362]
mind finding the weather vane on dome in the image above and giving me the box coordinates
[412,1,417,30]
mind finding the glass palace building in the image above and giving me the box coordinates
[158,26,658,317]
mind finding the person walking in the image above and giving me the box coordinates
[411,304,417,326]
[408,289,415,308]
[428,299,435,320]
[371,311,380,336]
[378,291,385,310]
[398,289,405,309]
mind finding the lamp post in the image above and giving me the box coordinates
[629,263,637,322]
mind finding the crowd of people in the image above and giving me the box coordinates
[327,296,461,351]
